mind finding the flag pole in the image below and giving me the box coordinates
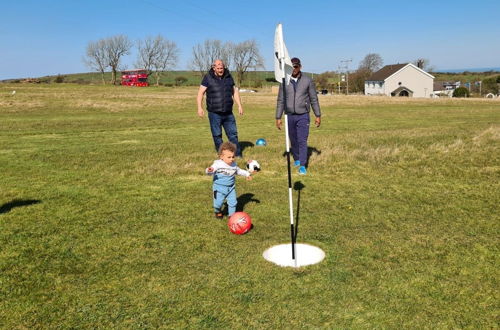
[283,80,296,262]
[278,27,296,263]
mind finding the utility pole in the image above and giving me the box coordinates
[337,65,342,94]
[340,59,352,95]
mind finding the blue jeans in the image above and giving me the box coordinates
[208,112,241,156]
[287,113,310,166]
[213,183,237,216]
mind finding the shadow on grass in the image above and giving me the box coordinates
[281,146,321,167]
[307,146,321,164]
[293,181,305,240]
[236,193,260,212]
[0,199,41,214]
[239,141,254,157]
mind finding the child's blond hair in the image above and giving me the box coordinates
[218,142,237,156]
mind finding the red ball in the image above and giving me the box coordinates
[227,212,252,235]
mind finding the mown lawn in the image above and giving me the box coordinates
[0,84,499,328]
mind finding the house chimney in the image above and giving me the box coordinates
[417,59,424,69]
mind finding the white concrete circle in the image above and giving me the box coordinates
[263,243,325,268]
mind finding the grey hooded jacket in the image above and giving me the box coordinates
[275,73,321,119]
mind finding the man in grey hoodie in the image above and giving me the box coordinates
[275,57,321,175]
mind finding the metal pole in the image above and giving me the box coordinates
[340,59,352,95]
[338,66,341,94]
[282,77,296,261]
[346,70,349,95]
[276,23,296,263]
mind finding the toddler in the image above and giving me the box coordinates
[206,142,252,218]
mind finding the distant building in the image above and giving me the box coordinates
[365,63,434,98]
[433,81,461,97]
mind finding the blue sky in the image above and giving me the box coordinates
[1,0,499,79]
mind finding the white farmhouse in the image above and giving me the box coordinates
[365,63,434,98]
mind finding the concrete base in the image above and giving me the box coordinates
[263,243,325,268]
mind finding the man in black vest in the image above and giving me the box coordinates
[197,59,244,157]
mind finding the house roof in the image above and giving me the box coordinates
[434,81,445,91]
[367,63,435,81]
[367,63,407,81]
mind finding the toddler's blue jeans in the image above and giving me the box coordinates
[213,183,237,216]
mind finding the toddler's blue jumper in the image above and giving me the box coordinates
[206,159,250,216]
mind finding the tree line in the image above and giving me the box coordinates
[85,36,498,95]
[84,34,264,86]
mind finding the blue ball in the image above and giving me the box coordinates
[256,138,267,146]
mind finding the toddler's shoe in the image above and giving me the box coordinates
[215,212,224,219]
[294,160,300,167]
[298,166,307,175]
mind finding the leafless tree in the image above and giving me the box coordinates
[84,39,108,84]
[154,39,179,86]
[136,36,161,74]
[105,35,132,85]
[137,35,179,86]
[354,53,384,93]
[232,39,264,87]
[413,58,435,72]
[221,41,234,71]
[358,53,383,73]
[190,39,233,76]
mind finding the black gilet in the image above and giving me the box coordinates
[205,69,234,114]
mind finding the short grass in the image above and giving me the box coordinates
[0,84,499,328]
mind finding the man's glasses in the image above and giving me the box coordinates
[293,65,299,68]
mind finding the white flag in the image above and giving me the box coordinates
[274,23,293,85]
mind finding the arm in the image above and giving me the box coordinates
[275,83,284,130]
[233,86,243,115]
[236,167,252,181]
[308,80,321,127]
[205,161,218,175]
[197,85,208,117]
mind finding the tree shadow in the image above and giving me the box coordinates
[293,181,305,240]
[281,146,321,167]
[0,199,41,214]
[239,141,254,157]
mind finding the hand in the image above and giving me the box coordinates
[206,167,214,173]
[246,175,253,181]
[276,119,282,130]
[315,117,321,128]
[238,105,244,115]
[197,107,205,117]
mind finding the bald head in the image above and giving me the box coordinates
[212,59,225,77]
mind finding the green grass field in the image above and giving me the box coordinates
[1,84,499,328]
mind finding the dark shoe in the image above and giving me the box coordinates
[215,212,223,219]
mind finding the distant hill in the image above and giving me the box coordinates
[431,71,500,83]
[3,69,497,88]
[436,67,500,73]
[1,70,278,87]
